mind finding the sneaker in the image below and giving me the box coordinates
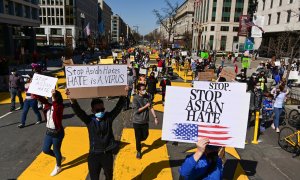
[136,152,142,159]
[276,128,280,133]
[271,123,275,130]
[50,165,62,176]
[35,121,42,125]
[10,108,15,112]
[18,124,25,128]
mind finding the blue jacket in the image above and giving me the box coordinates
[179,154,223,180]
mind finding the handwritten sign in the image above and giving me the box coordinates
[181,51,188,56]
[220,69,236,81]
[28,74,58,97]
[206,69,215,73]
[194,81,247,93]
[198,72,215,81]
[275,61,281,66]
[65,65,127,88]
[162,85,250,149]
[139,68,147,75]
[289,71,299,80]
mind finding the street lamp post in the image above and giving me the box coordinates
[80,13,85,46]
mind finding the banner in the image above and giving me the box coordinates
[28,74,58,97]
[220,69,236,81]
[162,85,250,149]
[238,15,250,37]
[251,16,265,38]
[65,65,128,98]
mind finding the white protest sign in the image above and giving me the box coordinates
[162,86,250,149]
[275,61,281,66]
[181,51,188,56]
[65,65,127,88]
[139,68,147,75]
[289,71,299,80]
[28,74,58,97]
[130,56,135,62]
[113,52,118,57]
[194,81,247,93]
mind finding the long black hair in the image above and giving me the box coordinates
[54,90,63,104]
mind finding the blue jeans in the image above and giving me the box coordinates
[221,61,224,67]
[10,88,24,110]
[274,107,283,128]
[43,130,65,166]
[21,99,42,125]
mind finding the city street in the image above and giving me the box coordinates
[0,58,299,180]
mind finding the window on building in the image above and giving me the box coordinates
[205,26,207,31]
[233,27,239,32]
[66,29,72,36]
[221,0,232,22]
[209,35,214,49]
[233,36,239,43]
[234,0,244,22]
[50,28,62,35]
[36,28,45,35]
[299,8,300,21]
[277,12,280,24]
[270,0,273,9]
[211,26,215,31]
[268,14,271,25]
[211,0,217,22]
[15,3,23,17]
[262,0,265,10]
[279,0,282,6]
[220,36,227,51]
[206,0,209,22]
[287,10,291,23]
[220,26,229,31]
[290,0,293,3]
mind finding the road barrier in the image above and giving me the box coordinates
[252,111,260,144]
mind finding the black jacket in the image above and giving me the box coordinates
[147,77,158,94]
[71,97,125,153]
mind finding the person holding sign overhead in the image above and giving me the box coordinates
[132,84,159,159]
[179,138,223,179]
[66,87,128,180]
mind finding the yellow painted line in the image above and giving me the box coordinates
[0,92,25,105]
[114,128,172,179]
[234,163,249,180]
[225,147,241,160]
[19,127,89,180]
[99,58,114,64]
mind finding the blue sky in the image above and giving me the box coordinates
[105,0,185,35]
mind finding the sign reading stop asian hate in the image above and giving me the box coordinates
[65,65,127,88]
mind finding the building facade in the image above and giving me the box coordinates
[36,0,98,48]
[192,0,249,52]
[98,0,113,48]
[174,0,194,48]
[111,14,127,44]
[0,0,40,59]
[254,0,300,57]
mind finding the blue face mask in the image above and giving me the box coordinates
[95,112,105,119]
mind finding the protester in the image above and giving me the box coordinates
[157,58,164,77]
[125,68,134,110]
[9,68,24,111]
[160,75,171,106]
[261,93,274,133]
[234,63,238,74]
[273,85,289,133]
[179,138,223,179]
[39,89,65,176]
[132,84,159,159]
[147,72,158,103]
[18,74,42,128]
[67,87,128,180]
[221,55,225,67]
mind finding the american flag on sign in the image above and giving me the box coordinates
[172,123,232,146]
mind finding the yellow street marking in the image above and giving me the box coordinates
[234,162,249,180]
[114,129,172,179]
[99,58,114,64]
[0,92,25,105]
[225,147,241,159]
[18,127,89,180]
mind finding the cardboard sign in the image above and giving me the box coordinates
[130,56,135,62]
[65,65,128,98]
[139,68,147,75]
[198,72,215,81]
[28,74,58,97]
[289,71,299,80]
[162,86,250,149]
[220,69,236,81]
[206,69,215,73]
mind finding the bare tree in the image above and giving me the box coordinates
[153,0,179,48]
